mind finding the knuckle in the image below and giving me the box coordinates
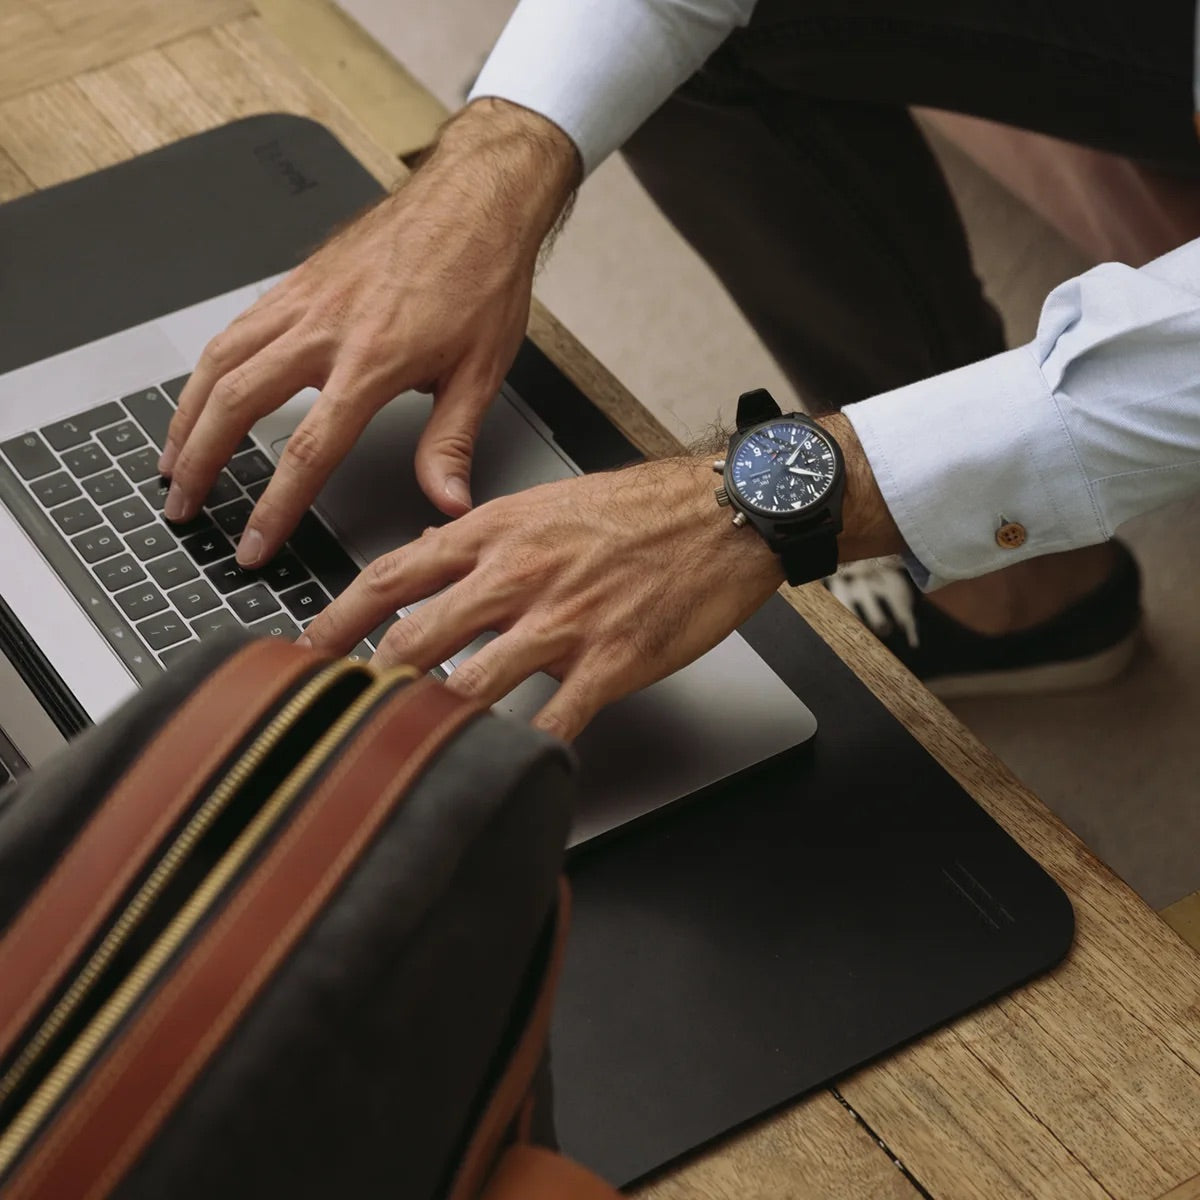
[362,553,403,597]
[379,611,423,657]
[201,331,239,371]
[208,370,250,415]
[281,422,328,471]
[446,656,490,698]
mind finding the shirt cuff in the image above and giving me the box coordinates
[843,345,1108,591]
[468,0,738,175]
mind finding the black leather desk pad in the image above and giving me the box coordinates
[0,116,1074,1188]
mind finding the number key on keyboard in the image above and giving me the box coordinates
[115,583,168,621]
[126,524,174,562]
[2,432,57,480]
[71,525,123,564]
[148,551,199,590]
[96,421,147,456]
[137,611,190,651]
[169,580,220,619]
[51,498,102,536]
[159,642,199,669]
[82,469,132,506]
[30,471,80,508]
[61,443,112,479]
[183,529,234,566]
[280,580,331,621]
[94,554,146,592]
[40,403,124,451]
[119,445,160,484]
[228,584,280,623]
[103,496,154,534]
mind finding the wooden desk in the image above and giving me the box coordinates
[3,3,1199,1196]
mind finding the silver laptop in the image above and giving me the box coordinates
[0,279,817,845]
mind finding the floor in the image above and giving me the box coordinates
[340,0,1200,911]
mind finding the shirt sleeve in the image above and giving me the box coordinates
[467,0,757,175]
[843,239,1200,590]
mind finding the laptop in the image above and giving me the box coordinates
[0,279,817,844]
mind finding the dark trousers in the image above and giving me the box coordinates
[621,0,1200,412]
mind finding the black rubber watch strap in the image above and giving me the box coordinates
[736,388,782,431]
[778,527,839,587]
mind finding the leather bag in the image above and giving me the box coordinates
[0,634,619,1199]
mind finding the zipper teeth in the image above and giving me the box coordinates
[0,658,399,1176]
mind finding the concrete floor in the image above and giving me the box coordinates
[341,0,1200,909]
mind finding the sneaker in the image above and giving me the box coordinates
[825,543,1142,698]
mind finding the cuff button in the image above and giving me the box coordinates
[996,520,1027,549]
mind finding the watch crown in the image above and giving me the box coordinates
[712,458,726,473]
[714,486,731,507]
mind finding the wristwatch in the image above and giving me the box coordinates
[713,388,845,586]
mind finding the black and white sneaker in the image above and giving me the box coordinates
[826,543,1142,698]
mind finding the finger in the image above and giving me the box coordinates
[531,674,605,743]
[371,581,507,673]
[440,631,557,709]
[300,533,478,654]
[164,328,320,524]
[413,371,492,516]
[236,370,379,567]
[162,301,299,474]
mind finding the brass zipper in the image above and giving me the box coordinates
[0,661,415,1178]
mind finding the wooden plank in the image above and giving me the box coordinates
[256,0,447,161]
[0,146,34,202]
[0,0,251,104]
[1162,891,1200,954]
[633,1092,920,1200]
[1158,1173,1200,1200]
[74,48,225,154]
[0,79,132,187]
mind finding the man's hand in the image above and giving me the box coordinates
[158,99,580,568]
[299,458,786,740]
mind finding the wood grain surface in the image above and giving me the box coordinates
[2,2,1198,1196]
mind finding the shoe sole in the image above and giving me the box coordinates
[926,629,1141,700]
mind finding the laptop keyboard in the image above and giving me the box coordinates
[0,377,398,680]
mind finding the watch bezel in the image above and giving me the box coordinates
[723,415,844,522]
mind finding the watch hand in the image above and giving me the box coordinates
[786,447,801,466]
[788,467,821,478]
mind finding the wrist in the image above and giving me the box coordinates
[816,413,904,564]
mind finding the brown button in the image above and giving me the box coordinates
[996,521,1027,549]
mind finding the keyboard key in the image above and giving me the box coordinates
[137,476,170,511]
[40,403,124,451]
[204,558,257,595]
[137,611,189,652]
[259,551,308,592]
[148,551,199,590]
[71,525,123,564]
[159,641,200,669]
[51,498,102,536]
[30,471,80,508]
[168,580,220,619]
[82,469,132,506]
[2,432,57,480]
[190,609,240,641]
[182,529,233,566]
[125,523,174,562]
[96,421,147,456]
[348,642,374,663]
[123,387,173,450]
[370,614,399,648]
[61,442,112,479]
[94,554,146,592]
[163,512,213,539]
[228,584,280,623]
[115,583,168,621]
[102,496,154,534]
[118,445,160,484]
[228,450,273,487]
[244,478,269,501]
[160,375,190,403]
[211,498,253,538]
[247,613,301,641]
[280,580,331,621]
[205,471,242,508]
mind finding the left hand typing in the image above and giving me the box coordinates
[298,458,784,740]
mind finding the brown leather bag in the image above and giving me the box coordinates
[0,634,619,1199]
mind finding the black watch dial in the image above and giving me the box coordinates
[728,419,838,515]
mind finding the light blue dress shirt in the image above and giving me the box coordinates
[471,0,1200,587]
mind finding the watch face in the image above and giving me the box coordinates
[728,420,838,515]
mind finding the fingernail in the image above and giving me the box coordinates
[158,439,178,475]
[163,484,190,522]
[445,476,471,509]
[295,635,312,649]
[237,528,264,567]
